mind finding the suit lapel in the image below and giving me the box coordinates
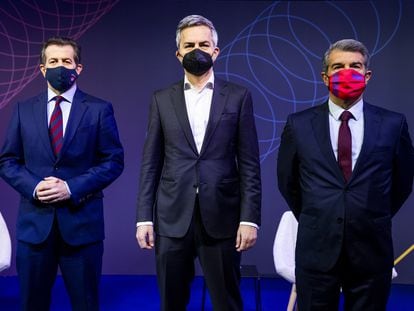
[32,92,56,162]
[351,103,381,178]
[311,103,344,181]
[170,81,198,155]
[199,78,228,155]
[58,89,88,160]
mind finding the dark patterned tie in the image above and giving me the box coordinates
[338,111,353,182]
[49,96,64,156]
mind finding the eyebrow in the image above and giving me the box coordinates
[330,61,363,67]
[183,41,210,45]
[48,57,72,61]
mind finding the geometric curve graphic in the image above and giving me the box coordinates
[0,0,120,110]
[215,0,402,162]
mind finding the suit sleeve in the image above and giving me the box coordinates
[277,115,302,219]
[391,116,414,216]
[0,102,42,200]
[237,90,262,226]
[136,94,165,222]
[65,102,124,205]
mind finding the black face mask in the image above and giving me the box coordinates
[45,66,78,93]
[182,49,213,76]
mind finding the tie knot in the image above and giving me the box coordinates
[340,111,353,122]
[54,96,64,106]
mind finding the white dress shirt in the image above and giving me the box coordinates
[47,84,77,136]
[328,98,364,170]
[184,74,214,153]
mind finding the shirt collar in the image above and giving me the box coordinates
[47,83,77,103]
[184,73,214,91]
[328,97,364,121]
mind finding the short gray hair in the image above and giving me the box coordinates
[176,15,218,48]
[322,39,370,72]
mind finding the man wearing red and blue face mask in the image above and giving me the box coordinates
[277,39,414,310]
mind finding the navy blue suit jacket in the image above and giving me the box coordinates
[0,89,124,246]
[277,102,414,274]
[137,78,261,239]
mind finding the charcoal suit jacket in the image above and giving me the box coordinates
[137,78,261,239]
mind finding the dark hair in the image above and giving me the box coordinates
[322,39,369,72]
[40,37,81,64]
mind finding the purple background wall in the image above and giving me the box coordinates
[1,1,413,284]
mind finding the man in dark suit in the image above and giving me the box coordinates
[136,15,261,311]
[0,37,124,310]
[277,39,414,310]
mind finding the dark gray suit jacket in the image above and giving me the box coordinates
[137,77,261,239]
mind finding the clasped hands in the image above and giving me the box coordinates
[36,176,70,204]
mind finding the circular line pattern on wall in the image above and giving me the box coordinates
[215,0,402,162]
[0,0,119,110]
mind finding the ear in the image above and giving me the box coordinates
[75,64,83,75]
[321,72,329,87]
[212,47,220,62]
[39,64,47,78]
[364,70,372,84]
[176,50,183,63]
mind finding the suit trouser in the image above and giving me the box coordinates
[295,245,392,311]
[16,216,103,311]
[155,198,242,311]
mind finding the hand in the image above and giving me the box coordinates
[36,176,70,204]
[235,224,257,252]
[136,225,154,249]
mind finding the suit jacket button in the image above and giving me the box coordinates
[337,217,343,224]
[54,166,58,170]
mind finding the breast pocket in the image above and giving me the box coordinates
[76,125,96,134]
[220,113,238,121]
[371,146,392,154]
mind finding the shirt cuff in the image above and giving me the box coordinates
[64,181,72,196]
[240,221,259,229]
[136,221,153,228]
[33,182,41,199]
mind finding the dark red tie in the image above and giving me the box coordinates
[338,111,353,182]
[49,96,64,156]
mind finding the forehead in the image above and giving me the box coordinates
[180,25,213,45]
[327,49,365,66]
[44,44,75,60]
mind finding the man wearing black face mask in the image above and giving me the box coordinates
[278,39,414,310]
[136,15,261,311]
[0,36,124,310]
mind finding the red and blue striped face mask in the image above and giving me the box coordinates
[328,69,366,100]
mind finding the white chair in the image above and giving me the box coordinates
[0,211,11,272]
[273,211,298,311]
